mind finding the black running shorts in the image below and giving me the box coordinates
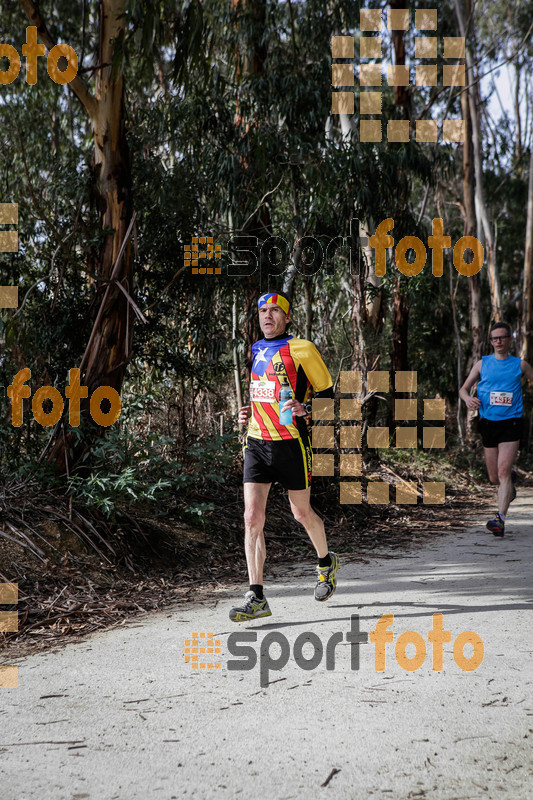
[478,416,523,448]
[243,436,312,490]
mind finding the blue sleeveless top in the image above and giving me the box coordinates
[477,355,523,420]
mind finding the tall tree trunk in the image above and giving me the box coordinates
[350,213,386,441]
[521,146,533,362]
[460,46,483,364]
[231,0,271,379]
[304,277,313,341]
[350,212,369,373]
[514,62,523,171]
[457,16,483,439]
[449,267,464,443]
[361,217,382,330]
[232,291,244,413]
[283,167,305,301]
[391,276,409,373]
[455,0,502,321]
[350,215,384,371]
[83,1,133,395]
[388,3,410,376]
[20,0,133,467]
[389,0,409,110]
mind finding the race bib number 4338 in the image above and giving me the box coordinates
[251,380,276,403]
[490,391,513,406]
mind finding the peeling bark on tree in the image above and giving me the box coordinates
[460,54,483,363]
[521,147,533,362]
[350,213,369,372]
[350,216,384,373]
[391,276,409,375]
[457,11,483,440]
[19,0,134,467]
[389,0,410,111]
[455,0,501,322]
[231,0,272,380]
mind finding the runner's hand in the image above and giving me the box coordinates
[238,405,252,425]
[465,396,481,411]
[281,399,307,417]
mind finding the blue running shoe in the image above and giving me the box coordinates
[487,514,505,537]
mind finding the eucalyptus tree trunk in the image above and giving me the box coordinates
[232,292,244,430]
[389,0,410,110]
[388,1,410,375]
[283,170,304,301]
[457,11,482,439]
[350,213,369,372]
[19,0,134,466]
[362,217,383,337]
[521,147,533,362]
[304,278,314,341]
[455,0,502,322]
[231,0,271,374]
[459,45,483,365]
[391,277,408,374]
[514,62,523,171]
[349,216,383,373]
[449,268,464,444]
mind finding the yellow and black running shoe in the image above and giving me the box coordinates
[314,552,340,601]
[229,591,272,622]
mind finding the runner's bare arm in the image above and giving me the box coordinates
[459,360,482,410]
[521,360,533,383]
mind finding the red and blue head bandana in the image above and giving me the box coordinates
[257,292,291,319]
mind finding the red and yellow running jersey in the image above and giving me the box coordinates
[247,334,333,441]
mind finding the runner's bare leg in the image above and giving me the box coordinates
[288,488,328,558]
[243,482,271,585]
[483,446,499,485]
[496,440,520,516]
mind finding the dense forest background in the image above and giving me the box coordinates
[1,0,532,575]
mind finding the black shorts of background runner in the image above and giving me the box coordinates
[243,437,312,490]
[478,417,523,448]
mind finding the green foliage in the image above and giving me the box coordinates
[1,0,532,533]
[64,377,239,522]
[68,467,175,519]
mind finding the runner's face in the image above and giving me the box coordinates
[258,304,288,338]
[490,327,511,356]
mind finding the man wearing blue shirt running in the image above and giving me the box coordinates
[460,322,533,537]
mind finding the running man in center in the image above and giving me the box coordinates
[230,291,338,621]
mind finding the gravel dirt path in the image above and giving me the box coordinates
[2,491,532,800]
